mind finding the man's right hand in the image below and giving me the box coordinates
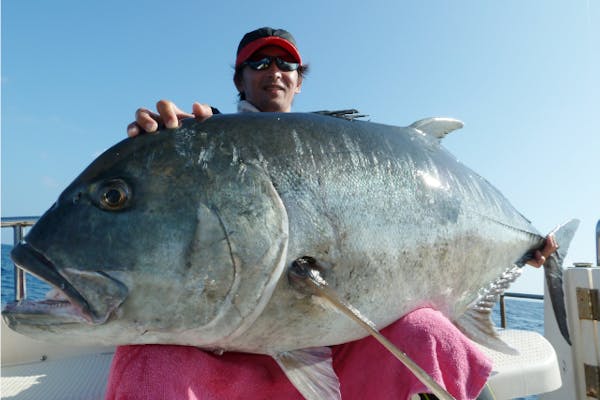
[127,100,214,137]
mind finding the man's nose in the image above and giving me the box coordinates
[266,64,283,77]
[265,60,285,74]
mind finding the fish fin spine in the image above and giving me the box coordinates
[456,265,522,354]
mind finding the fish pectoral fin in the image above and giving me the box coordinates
[273,347,341,400]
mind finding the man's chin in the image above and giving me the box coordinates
[259,100,291,113]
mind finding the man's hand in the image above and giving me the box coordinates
[127,100,214,137]
[527,234,558,268]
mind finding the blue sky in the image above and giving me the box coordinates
[2,1,599,294]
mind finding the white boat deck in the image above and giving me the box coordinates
[1,325,561,400]
[2,352,113,400]
[1,318,114,400]
[478,329,561,399]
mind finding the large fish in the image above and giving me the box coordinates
[3,113,577,399]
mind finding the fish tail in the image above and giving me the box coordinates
[543,218,580,345]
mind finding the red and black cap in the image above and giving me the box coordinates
[235,27,302,68]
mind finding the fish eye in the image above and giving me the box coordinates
[98,179,131,211]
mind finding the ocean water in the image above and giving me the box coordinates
[1,243,543,399]
[2,243,52,304]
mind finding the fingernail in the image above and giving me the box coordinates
[127,126,139,137]
[145,122,157,132]
[165,118,178,129]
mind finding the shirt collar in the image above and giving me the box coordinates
[237,100,261,113]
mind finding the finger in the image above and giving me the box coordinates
[156,100,193,129]
[156,100,179,129]
[529,250,545,268]
[543,235,559,258]
[537,254,546,267]
[127,121,141,137]
[192,102,214,122]
[135,108,160,133]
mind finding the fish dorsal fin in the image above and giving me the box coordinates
[273,347,341,400]
[409,117,464,140]
[455,265,522,354]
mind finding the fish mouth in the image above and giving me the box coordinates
[2,242,128,326]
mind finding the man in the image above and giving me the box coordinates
[126,27,306,137]
[108,27,556,400]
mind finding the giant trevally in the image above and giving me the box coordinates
[3,112,578,399]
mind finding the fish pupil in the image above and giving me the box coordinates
[97,179,130,211]
[104,188,124,207]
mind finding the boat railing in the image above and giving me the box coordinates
[1,216,39,301]
[498,292,544,328]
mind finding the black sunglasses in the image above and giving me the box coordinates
[243,56,299,72]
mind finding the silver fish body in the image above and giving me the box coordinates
[3,112,573,357]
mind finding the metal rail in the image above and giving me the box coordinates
[499,292,544,328]
[1,216,40,228]
[597,219,600,268]
[1,216,39,301]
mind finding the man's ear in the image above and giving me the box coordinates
[234,75,244,93]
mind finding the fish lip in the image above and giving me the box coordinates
[2,242,110,325]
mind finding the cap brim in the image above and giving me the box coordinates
[236,37,302,67]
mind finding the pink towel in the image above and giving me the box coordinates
[105,308,492,399]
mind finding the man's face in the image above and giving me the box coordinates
[235,45,302,112]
